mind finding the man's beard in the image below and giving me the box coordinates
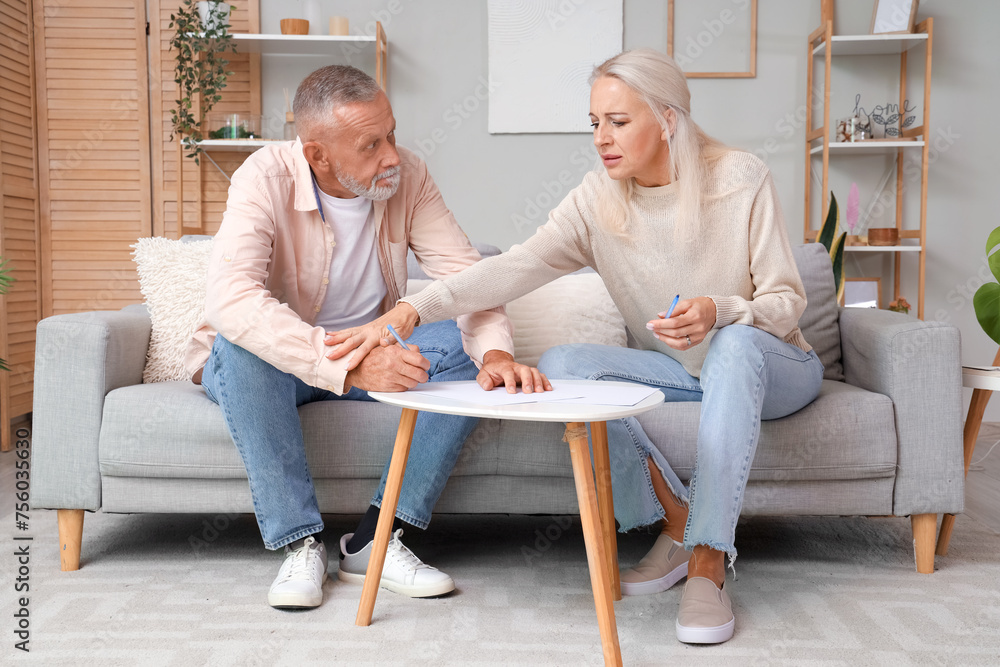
[336,165,401,200]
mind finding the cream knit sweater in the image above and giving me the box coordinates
[402,151,811,378]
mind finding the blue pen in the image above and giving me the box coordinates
[386,324,410,350]
[663,294,680,319]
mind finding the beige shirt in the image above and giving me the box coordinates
[402,151,810,378]
[184,141,514,394]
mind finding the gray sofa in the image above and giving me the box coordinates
[30,244,965,573]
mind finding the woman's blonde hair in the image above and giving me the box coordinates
[590,49,731,237]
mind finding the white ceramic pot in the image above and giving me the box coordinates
[197,1,231,31]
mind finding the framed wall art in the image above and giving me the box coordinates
[667,0,757,78]
[870,0,919,35]
[844,277,882,309]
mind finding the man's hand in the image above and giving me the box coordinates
[646,296,717,350]
[477,350,553,394]
[343,343,430,393]
[325,302,421,371]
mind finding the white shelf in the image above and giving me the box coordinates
[199,139,284,152]
[810,140,925,155]
[233,33,375,55]
[813,33,928,56]
[844,245,922,252]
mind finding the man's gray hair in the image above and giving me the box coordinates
[293,65,382,139]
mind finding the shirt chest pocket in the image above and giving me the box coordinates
[386,239,409,297]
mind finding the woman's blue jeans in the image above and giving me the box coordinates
[200,320,479,550]
[537,324,824,561]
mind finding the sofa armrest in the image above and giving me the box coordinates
[30,308,152,511]
[839,307,964,516]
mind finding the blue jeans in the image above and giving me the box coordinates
[201,320,479,550]
[537,324,824,561]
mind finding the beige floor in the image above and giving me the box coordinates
[3,419,999,665]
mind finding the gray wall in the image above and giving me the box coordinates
[260,0,1000,419]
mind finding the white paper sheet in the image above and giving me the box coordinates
[403,381,660,408]
[547,383,662,406]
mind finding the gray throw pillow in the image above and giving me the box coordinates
[792,243,844,381]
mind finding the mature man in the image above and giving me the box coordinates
[184,65,546,609]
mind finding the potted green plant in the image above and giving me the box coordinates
[974,225,1000,344]
[169,0,236,164]
[0,257,14,371]
[816,191,846,302]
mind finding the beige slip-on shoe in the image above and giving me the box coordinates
[675,576,735,644]
[620,533,691,595]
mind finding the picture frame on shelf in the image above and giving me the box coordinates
[870,0,919,35]
[844,278,881,309]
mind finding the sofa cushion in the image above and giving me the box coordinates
[635,379,896,483]
[100,379,894,486]
[792,243,843,381]
[99,382,502,480]
[408,273,628,367]
[502,273,627,366]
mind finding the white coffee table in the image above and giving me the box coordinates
[355,380,665,667]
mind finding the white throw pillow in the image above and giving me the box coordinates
[407,273,628,367]
[132,237,213,383]
[505,273,627,366]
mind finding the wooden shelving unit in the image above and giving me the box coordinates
[175,22,388,237]
[196,139,285,152]
[804,18,933,318]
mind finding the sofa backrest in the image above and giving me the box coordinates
[406,242,502,280]
[792,243,843,381]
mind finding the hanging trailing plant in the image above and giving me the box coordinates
[0,257,14,371]
[169,0,236,164]
[817,191,846,302]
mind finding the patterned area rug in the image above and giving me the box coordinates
[3,441,999,665]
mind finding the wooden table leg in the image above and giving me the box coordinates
[589,421,620,601]
[937,385,993,556]
[565,422,622,667]
[356,408,419,626]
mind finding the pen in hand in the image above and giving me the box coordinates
[386,324,410,350]
[646,294,680,336]
[661,294,680,319]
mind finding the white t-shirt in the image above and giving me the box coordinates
[314,190,388,331]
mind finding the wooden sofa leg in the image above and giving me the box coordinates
[911,513,936,574]
[58,510,84,571]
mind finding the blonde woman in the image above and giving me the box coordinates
[329,48,823,643]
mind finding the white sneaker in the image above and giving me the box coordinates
[267,536,328,609]
[338,529,455,598]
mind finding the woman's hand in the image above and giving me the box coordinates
[325,302,421,371]
[646,297,717,350]
[477,350,553,394]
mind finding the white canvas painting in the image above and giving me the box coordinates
[488,0,623,134]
